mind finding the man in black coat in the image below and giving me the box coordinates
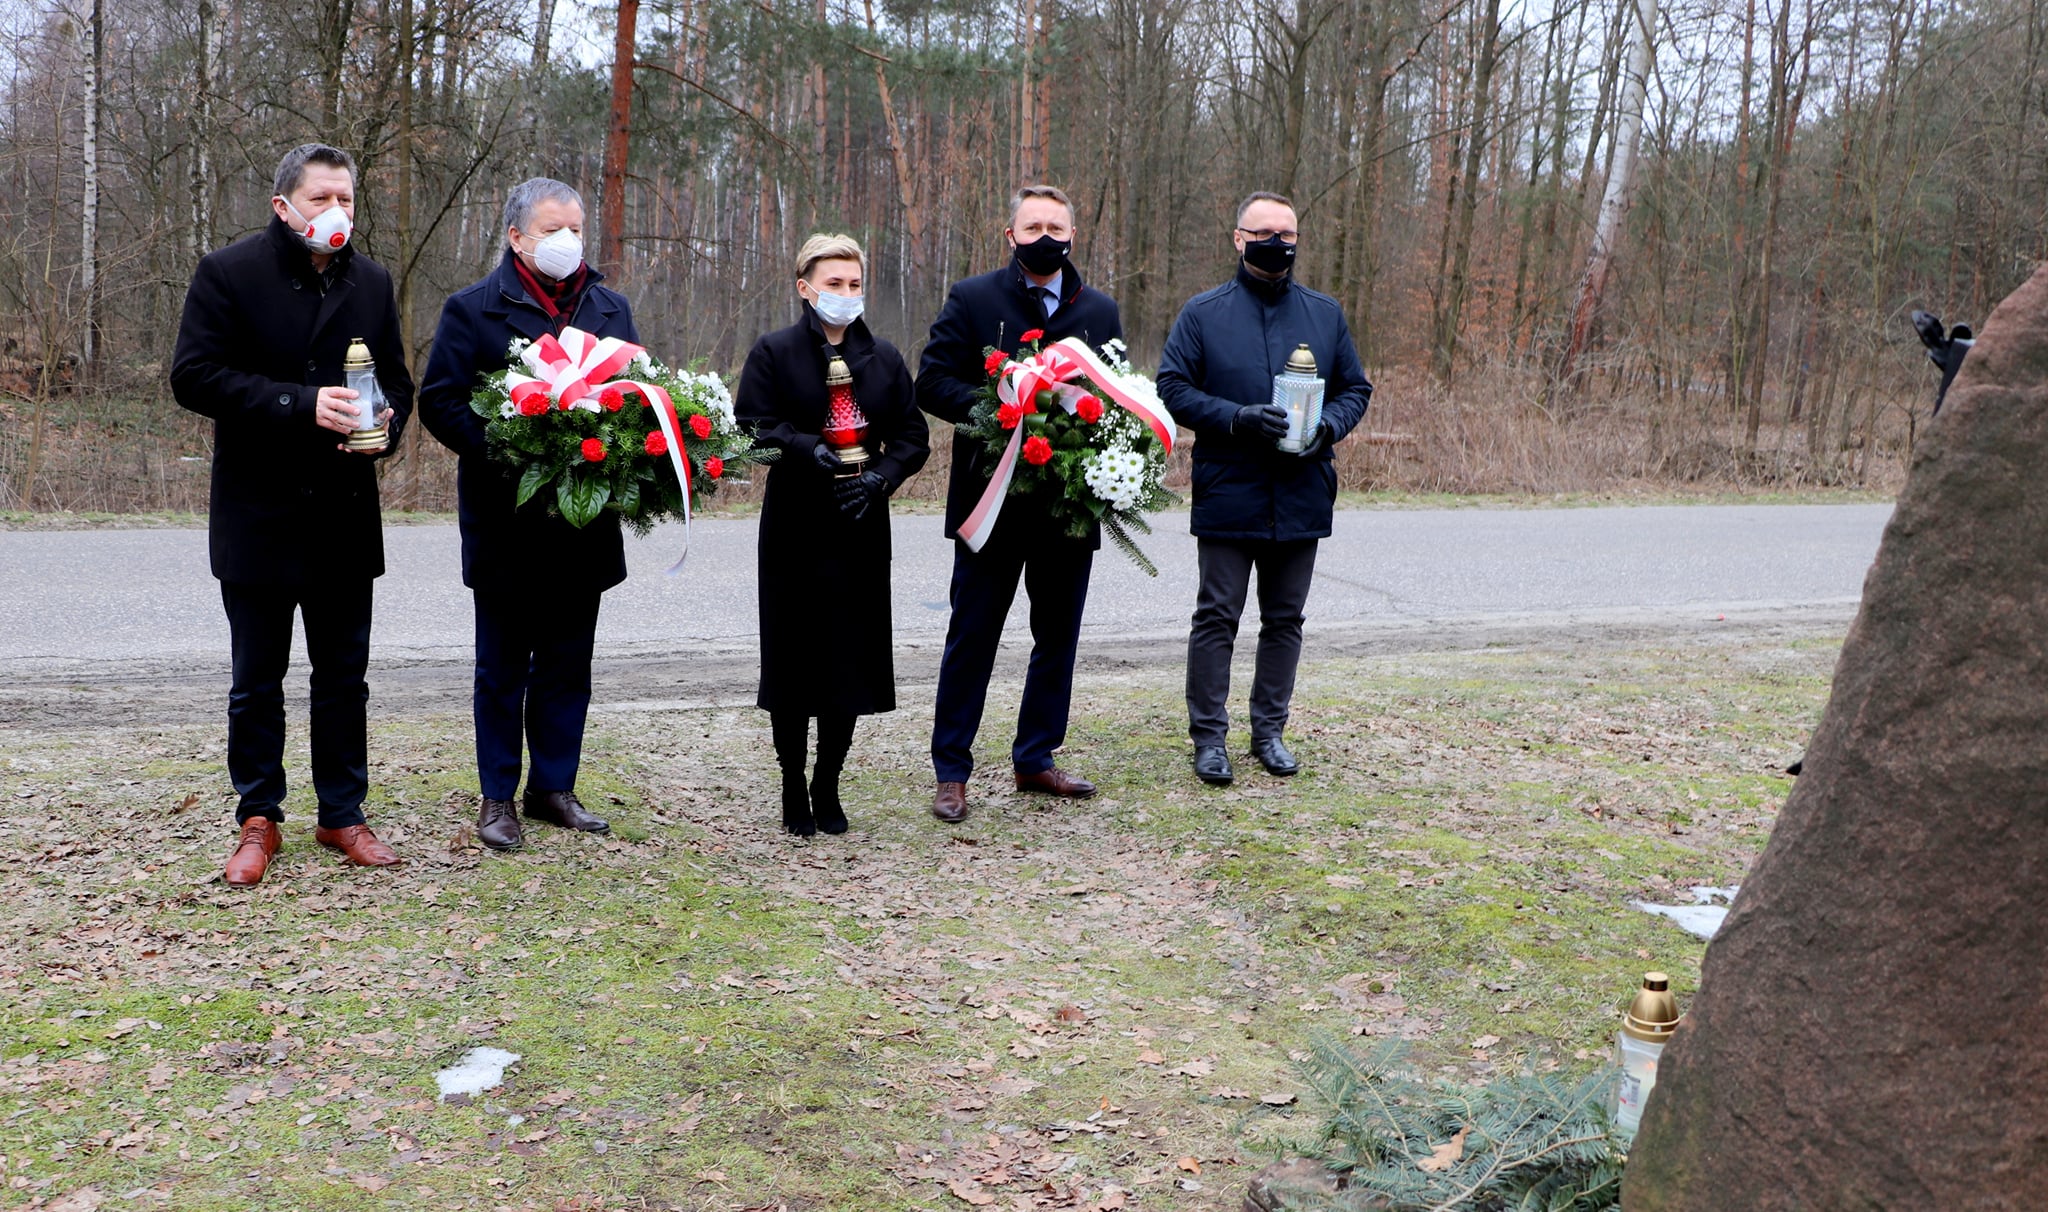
[417,177,637,851]
[916,185,1123,824]
[171,142,413,886]
[1156,191,1372,786]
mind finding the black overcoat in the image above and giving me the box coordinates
[735,308,931,716]
[1156,266,1373,542]
[914,257,1122,551]
[170,217,414,585]
[417,250,639,593]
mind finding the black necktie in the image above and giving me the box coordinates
[1030,286,1056,318]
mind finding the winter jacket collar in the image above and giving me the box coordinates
[1235,260,1294,303]
[801,302,878,362]
[1009,256,1086,307]
[488,248,618,342]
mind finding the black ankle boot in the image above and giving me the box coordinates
[811,767,847,835]
[781,770,814,837]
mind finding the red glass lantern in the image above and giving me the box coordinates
[822,351,871,471]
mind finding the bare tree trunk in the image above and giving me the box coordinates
[319,0,357,133]
[533,0,557,70]
[1555,0,1657,395]
[1430,0,1502,381]
[80,0,103,370]
[865,0,927,263]
[602,0,639,277]
[190,0,218,258]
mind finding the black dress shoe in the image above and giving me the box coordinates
[1252,736,1300,776]
[477,797,524,850]
[1193,745,1234,786]
[522,789,611,833]
[781,771,815,837]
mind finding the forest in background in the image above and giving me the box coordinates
[0,0,2039,512]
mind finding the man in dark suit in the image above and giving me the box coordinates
[418,178,637,852]
[171,142,413,886]
[1157,191,1372,786]
[915,185,1123,824]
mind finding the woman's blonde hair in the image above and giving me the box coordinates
[795,232,866,281]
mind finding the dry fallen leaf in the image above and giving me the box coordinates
[1177,1156,1202,1175]
[1470,1034,1501,1050]
[1211,1086,1253,1100]
[1258,1092,1297,1106]
[349,1175,391,1193]
[1136,1049,1165,1065]
[947,1178,997,1206]
[1416,1125,1471,1173]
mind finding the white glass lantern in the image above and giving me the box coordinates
[1271,343,1325,453]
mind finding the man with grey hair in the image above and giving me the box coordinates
[418,176,639,852]
[171,141,413,886]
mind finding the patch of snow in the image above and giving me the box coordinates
[435,1047,521,1100]
[1634,885,1740,939]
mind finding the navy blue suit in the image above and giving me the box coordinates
[1158,264,1372,749]
[915,257,1122,782]
[418,250,638,800]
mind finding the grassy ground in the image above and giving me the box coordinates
[0,634,1833,1211]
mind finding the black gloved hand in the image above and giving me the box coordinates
[1232,404,1290,442]
[833,469,888,520]
[810,442,844,475]
[1287,422,1332,456]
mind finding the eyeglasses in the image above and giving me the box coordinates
[1236,227,1299,244]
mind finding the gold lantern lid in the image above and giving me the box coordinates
[826,351,852,387]
[344,337,374,370]
[1621,971,1681,1042]
[1285,344,1318,375]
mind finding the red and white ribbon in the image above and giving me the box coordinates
[510,326,695,572]
[958,337,1175,552]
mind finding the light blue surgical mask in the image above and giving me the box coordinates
[809,290,864,328]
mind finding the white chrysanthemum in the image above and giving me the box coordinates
[1082,445,1147,510]
[499,401,517,419]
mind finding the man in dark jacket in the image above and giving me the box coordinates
[171,142,413,886]
[1157,191,1371,786]
[916,185,1124,824]
[417,177,637,851]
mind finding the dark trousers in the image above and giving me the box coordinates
[1186,537,1319,747]
[473,587,602,801]
[931,540,1093,782]
[220,578,373,829]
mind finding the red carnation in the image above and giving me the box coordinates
[983,350,1007,377]
[689,413,714,440]
[998,401,1024,430]
[1020,328,1045,344]
[644,430,668,456]
[517,394,548,417]
[581,437,606,463]
[1021,435,1053,466]
[706,457,725,480]
[599,386,626,412]
[1076,393,1104,424]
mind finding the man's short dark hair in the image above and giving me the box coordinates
[1235,190,1296,225]
[274,143,356,199]
[1009,184,1075,227]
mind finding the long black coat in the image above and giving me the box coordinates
[736,309,930,715]
[914,258,1122,552]
[170,218,414,585]
[1156,266,1372,542]
[417,250,639,593]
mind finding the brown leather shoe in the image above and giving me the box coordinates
[523,789,610,833]
[1015,767,1096,799]
[223,818,281,887]
[932,781,969,824]
[477,798,524,850]
[314,824,401,867]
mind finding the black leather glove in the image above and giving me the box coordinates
[1288,422,1332,456]
[833,469,887,520]
[1232,404,1290,442]
[810,441,844,475]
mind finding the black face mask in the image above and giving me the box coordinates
[1243,235,1297,276]
[1014,234,1071,276]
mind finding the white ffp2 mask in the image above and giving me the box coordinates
[522,228,585,280]
[281,197,352,252]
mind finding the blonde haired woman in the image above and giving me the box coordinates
[735,234,930,836]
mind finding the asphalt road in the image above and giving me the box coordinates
[0,503,1890,726]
